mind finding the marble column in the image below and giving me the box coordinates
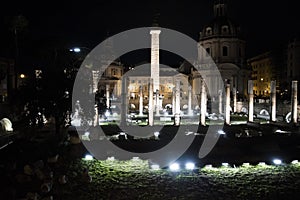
[174,79,181,126]
[150,29,161,92]
[106,84,110,109]
[188,85,193,115]
[172,87,175,115]
[225,84,231,125]
[270,81,276,122]
[218,90,223,114]
[155,89,160,116]
[200,79,207,126]
[94,104,98,127]
[233,87,237,113]
[291,80,298,124]
[248,80,254,122]
[148,78,154,126]
[139,86,143,116]
[120,77,128,126]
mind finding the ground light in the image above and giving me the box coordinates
[291,160,299,164]
[151,164,160,170]
[273,159,282,165]
[154,131,160,139]
[203,164,213,169]
[185,162,195,170]
[84,155,93,160]
[217,130,226,135]
[222,162,229,167]
[258,162,267,166]
[241,163,250,167]
[107,156,115,161]
[169,163,180,171]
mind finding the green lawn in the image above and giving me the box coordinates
[54,158,300,200]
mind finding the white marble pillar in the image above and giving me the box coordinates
[139,86,143,116]
[155,89,160,116]
[270,80,276,122]
[172,87,175,115]
[188,85,193,115]
[200,79,207,126]
[92,70,99,93]
[233,87,237,113]
[218,90,223,114]
[94,104,98,126]
[174,79,181,126]
[150,29,161,92]
[292,80,298,124]
[120,77,128,126]
[106,84,110,109]
[248,80,254,122]
[225,84,231,125]
[148,78,154,126]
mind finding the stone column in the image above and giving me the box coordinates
[200,79,207,126]
[148,78,154,126]
[233,87,237,113]
[218,90,223,114]
[225,84,231,125]
[172,87,175,115]
[139,86,143,116]
[188,85,193,115]
[106,84,110,109]
[270,80,276,122]
[174,79,181,126]
[155,89,160,116]
[120,77,128,126]
[150,29,161,92]
[92,70,99,93]
[248,80,254,122]
[94,104,98,126]
[291,80,298,124]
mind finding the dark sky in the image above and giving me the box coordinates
[0,0,299,67]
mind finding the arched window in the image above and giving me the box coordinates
[206,27,212,35]
[222,46,228,56]
[222,26,228,34]
[206,48,211,56]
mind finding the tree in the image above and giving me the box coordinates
[9,15,29,87]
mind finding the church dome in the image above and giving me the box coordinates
[200,0,242,40]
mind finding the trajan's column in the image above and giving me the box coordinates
[150,29,161,93]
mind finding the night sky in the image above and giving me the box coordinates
[0,0,299,68]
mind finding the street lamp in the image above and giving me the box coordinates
[69,47,91,53]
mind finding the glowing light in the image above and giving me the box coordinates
[185,162,195,170]
[273,159,282,165]
[84,131,90,137]
[154,131,160,137]
[169,163,180,171]
[151,164,160,170]
[258,162,266,166]
[204,164,213,169]
[291,160,299,164]
[131,156,140,161]
[84,155,93,160]
[20,74,26,79]
[73,48,81,52]
[222,163,229,167]
[105,110,110,117]
[107,156,115,161]
[242,163,250,167]
[217,130,226,135]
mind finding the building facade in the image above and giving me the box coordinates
[191,0,250,103]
